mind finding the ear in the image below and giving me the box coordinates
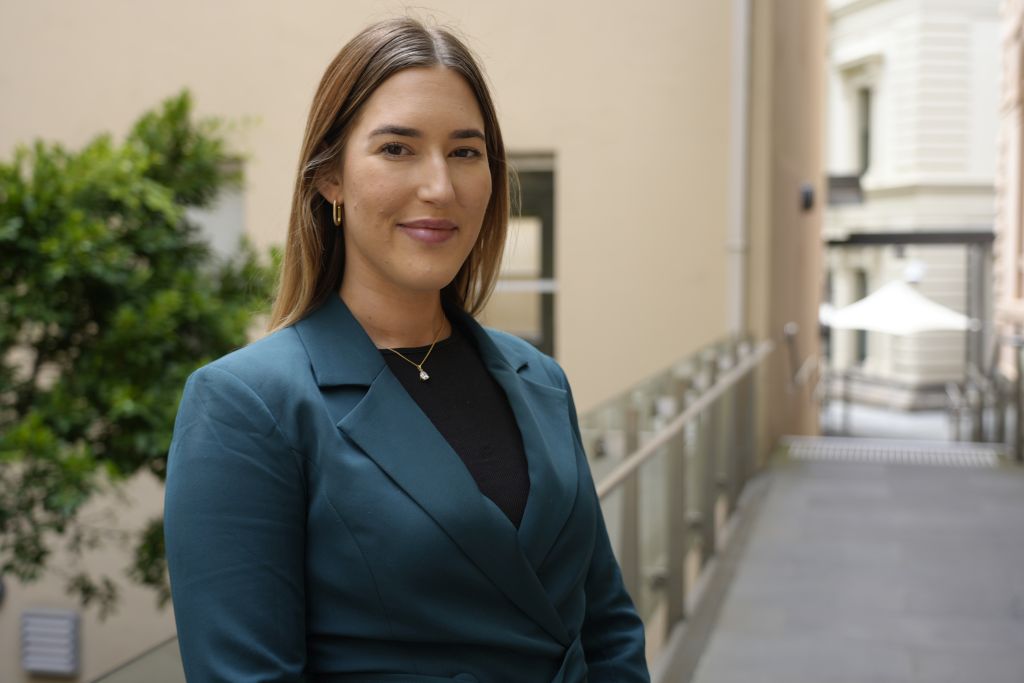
[316,172,343,205]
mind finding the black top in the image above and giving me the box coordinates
[381,323,530,528]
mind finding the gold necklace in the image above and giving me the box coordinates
[385,319,445,382]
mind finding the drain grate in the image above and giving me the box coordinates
[782,436,1000,468]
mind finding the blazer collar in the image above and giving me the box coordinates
[293,294,384,386]
[293,294,531,386]
[451,305,532,374]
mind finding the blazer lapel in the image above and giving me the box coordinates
[455,314,579,573]
[295,295,571,644]
[510,377,579,570]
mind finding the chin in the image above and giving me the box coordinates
[398,271,463,294]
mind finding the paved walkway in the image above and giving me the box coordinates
[820,402,957,441]
[690,451,1024,683]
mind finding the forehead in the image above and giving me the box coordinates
[353,66,485,129]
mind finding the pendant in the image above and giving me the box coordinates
[419,369,430,381]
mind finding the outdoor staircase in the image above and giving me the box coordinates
[783,435,1001,468]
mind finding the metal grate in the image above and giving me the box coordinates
[21,608,79,676]
[782,436,1000,468]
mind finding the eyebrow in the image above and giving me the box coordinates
[368,125,485,141]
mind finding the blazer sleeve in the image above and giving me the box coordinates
[550,360,651,682]
[164,365,307,683]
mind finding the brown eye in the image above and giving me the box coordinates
[381,143,408,156]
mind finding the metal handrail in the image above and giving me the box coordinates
[596,340,774,499]
[793,354,818,390]
[585,335,775,656]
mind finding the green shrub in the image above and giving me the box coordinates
[0,91,276,617]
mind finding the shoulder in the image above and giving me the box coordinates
[185,327,313,411]
[175,327,317,454]
[482,326,569,391]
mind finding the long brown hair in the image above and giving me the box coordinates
[268,17,510,332]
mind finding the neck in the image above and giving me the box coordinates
[339,280,450,350]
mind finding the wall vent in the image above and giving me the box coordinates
[21,608,80,677]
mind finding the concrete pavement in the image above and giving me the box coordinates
[689,452,1024,683]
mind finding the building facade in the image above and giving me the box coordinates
[824,0,1000,408]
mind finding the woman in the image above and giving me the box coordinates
[164,17,649,683]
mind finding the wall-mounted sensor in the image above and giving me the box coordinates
[800,183,815,212]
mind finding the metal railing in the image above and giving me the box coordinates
[581,336,774,649]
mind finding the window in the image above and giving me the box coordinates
[857,87,872,176]
[184,161,245,259]
[479,156,556,355]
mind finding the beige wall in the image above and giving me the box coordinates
[0,0,735,413]
[0,473,175,683]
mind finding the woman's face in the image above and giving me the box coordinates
[327,66,492,299]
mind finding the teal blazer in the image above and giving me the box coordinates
[164,295,649,683]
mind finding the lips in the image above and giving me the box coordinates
[398,218,457,244]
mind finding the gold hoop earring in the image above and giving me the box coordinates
[332,200,343,227]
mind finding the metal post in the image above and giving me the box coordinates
[1016,339,1024,463]
[985,375,995,443]
[947,383,961,442]
[746,345,760,472]
[720,344,740,515]
[734,342,751,484]
[744,341,756,479]
[842,369,852,435]
[995,372,1007,446]
[700,350,719,563]
[621,405,641,600]
[970,376,984,443]
[665,376,690,632]
[967,244,986,378]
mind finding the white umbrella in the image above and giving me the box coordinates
[826,280,975,335]
[819,302,835,326]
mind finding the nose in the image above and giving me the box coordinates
[416,154,456,206]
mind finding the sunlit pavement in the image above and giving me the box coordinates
[820,401,958,441]
[689,451,1024,683]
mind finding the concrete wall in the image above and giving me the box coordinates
[0,473,174,683]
